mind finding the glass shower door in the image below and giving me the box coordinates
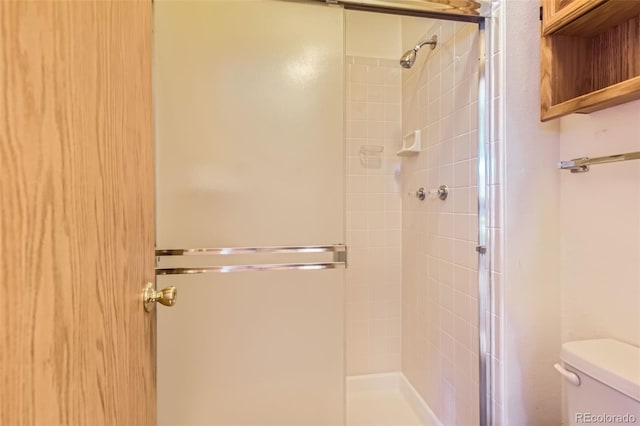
[154,1,345,425]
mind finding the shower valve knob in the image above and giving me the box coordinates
[413,185,448,201]
[436,185,448,200]
[427,185,449,200]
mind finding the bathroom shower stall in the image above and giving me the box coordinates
[154,1,490,425]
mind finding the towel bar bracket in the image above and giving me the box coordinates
[558,151,640,173]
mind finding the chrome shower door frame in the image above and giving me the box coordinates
[477,17,493,426]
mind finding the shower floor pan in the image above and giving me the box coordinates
[346,373,440,426]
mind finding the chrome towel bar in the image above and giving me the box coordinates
[155,244,347,275]
[156,244,346,256]
[558,151,640,173]
[156,262,345,275]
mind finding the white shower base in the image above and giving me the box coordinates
[346,373,442,426]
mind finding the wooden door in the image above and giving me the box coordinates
[0,1,155,425]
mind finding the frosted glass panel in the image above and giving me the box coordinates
[154,1,345,425]
[157,270,345,426]
[155,0,345,249]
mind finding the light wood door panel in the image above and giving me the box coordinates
[0,1,155,425]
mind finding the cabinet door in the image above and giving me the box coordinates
[541,0,607,34]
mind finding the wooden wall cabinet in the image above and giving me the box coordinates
[540,0,640,121]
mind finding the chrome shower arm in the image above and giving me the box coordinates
[400,34,438,69]
[415,35,438,51]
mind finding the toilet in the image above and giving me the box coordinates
[555,338,640,426]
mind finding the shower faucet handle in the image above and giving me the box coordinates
[428,185,449,200]
[411,185,448,201]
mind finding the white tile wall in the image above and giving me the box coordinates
[400,20,481,426]
[346,56,403,375]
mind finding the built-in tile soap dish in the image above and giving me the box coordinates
[359,145,384,169]
[397,130,421,156]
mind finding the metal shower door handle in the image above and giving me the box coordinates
[143,282,177,312]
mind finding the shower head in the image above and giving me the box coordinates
[400,35,438,69]
[400,50,417,69]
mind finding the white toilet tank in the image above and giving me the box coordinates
[555,338,640,426]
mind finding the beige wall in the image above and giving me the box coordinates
[495,4,639,426]
[401,16,437,52]
[500,31,640,426]
[400,18,480,426]
[559,100,640,347]
[501,1,563,425]
[346,10,401,59]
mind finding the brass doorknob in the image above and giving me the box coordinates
[143,283,177,312]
